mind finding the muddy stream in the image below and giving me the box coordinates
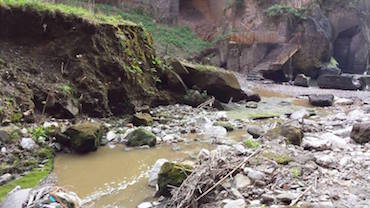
[53,90,314,207]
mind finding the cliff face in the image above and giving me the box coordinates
[0,1,171,121]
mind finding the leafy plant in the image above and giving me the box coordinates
[58,84,75,96]
[11,112,22,123]
[244,138,260,149]
[266,4,306,20]
[30,126,50,140]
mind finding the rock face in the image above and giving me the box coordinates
[63,122,103,153]
[172,60,260,103]
[309,94,334,107]
[125,128,156,147]
[317,74,362,90]
[0,3,172,119]
[294,74,310,87]
[351,123,370,144]
[157,162,192,197]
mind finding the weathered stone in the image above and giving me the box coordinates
[276,192,298,204]
[157,162,192,197]
[0,173,13,185]
[294,74,310,87]
[280,126,303,146]
[351,123,370,144]
[245,101,258,109]
[149,159,168,187]
[317,74,362,90]
[63,122,103,153]
[133,112,153,126]
[173,60,260,103]
[318,66,341,77]
[309,94,334,107]
[244,168,265,181]
[233,173,251,189]
[182,89,209,107]
[290,109,310,120]
[125,128,156,147]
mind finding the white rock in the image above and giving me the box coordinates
[334,97,353,105]
[148,159,168,187]
[204,125,227,138]
[197,149,210,161]
[162,134,178,143]
[0,173,12,185]
[137,202,152,208]
[233,173,251,189]
[106,131,117,141]
[290,109,309,120]
[1,147,6,154]
[315,154,336,168]
[233,144,247,154]
[223,199,246,208]
[20,128,28,136]
[348,109,366,121]
[244,168,265,181]
[331,126,352,138]
[319,132,347,150]
[302,136,331,151]
[43,121,59,129]
[20,138,37,150]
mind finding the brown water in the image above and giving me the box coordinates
[53,143,214,207]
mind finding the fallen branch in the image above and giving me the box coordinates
[192,148,262,203]
[289,185,313,206]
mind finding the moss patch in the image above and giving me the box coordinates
[0,147,54,203]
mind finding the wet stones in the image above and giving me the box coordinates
[157,162,192,197]
[214,121,235,132]
[350,123,370,144]
[309,94,334,107]
[247,126,265,138]
[63,122,103,153]
[317,74,362,90]
[125,128,156,147]
[294,74,310,87]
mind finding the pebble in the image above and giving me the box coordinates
[247,126,264,138]
[261,194,275,204]
[106,131,117,141]
[233,173,251,189]
[197,149,210,161]
[1,147,6,154]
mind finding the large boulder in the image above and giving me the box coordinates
[309,94,334,107]
[125,128,156,147]
[172,60,260,103]
[350,123,370,144]
[317,74,362,90]
[157,162,192,197]
[280,126,304,146]
[63,122,103,153]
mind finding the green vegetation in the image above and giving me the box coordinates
[0,0,132,25]
[244,138,261,149]
[0,147,54,203]
[328,57,339,68]
[58,84,76,96]
[30,126,51,140]
[264,151,293,165]
[266,4,306,20]
[290,167,301,178]
[95,4,211,58]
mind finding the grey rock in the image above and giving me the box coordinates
[309,94,334,107]
[290,109,309,120]
[0,173,13,185]
[0,188,31,208]
[261,194,275,205]
[350,123,370,144]
[276,192,298,204]
[294,74,310,87]
[233,173,251,189]
[317,74,362,90]
[246,102,258,109]
[148,159,168,187]
[244,168,265,181]
[247,126,264,138]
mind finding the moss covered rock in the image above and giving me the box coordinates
[157,162,192,197]
[63,122,103,153]
[133,113,153,126]
[125,128,156,147]
[280,125,303,146]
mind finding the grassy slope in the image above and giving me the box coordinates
[95,4,211,58]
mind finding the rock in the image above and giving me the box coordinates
[133,113,153,126]
[106,131,117,142]
[294,74,310,87]
[244,168,265,181]
[317,74,362,90]
[319,132,347,149]
[0,130,11,144]
[351,123,370,144]
[63,122,103,153]
[348,109,367,122]
[302,136,331,151]
[126,128,157,147]
[276,192,298,204]
[280,126,303,146]
[162,134,178,143]
[0,125,21,144]
[233,173,251,189]
[137,202,153,208]
[318,66,341,77]
[290,109,310,120]
[309,94,334,107]
[197,149,210,161]
[148,159,168,187]
[245,101,258,109]
[359,75,370,90]
[204,125,227,138]
[261,194,275,205]
[334,97,354,105]
[183,89,210,107]
[315,154,336,168]
[247,126,264,138]
[214,121,234,132]
[223,199,246,208]
[0,173,13,185]
[157,162,192,197]
[20,138,37,150]
[0,188,31,208]
[173,60,260,103]
[1,147,6,154]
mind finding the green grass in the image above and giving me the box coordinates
[244,138,261,149]
[0,0,134,25]
[0,148,54,203]
[95,4,211,58]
